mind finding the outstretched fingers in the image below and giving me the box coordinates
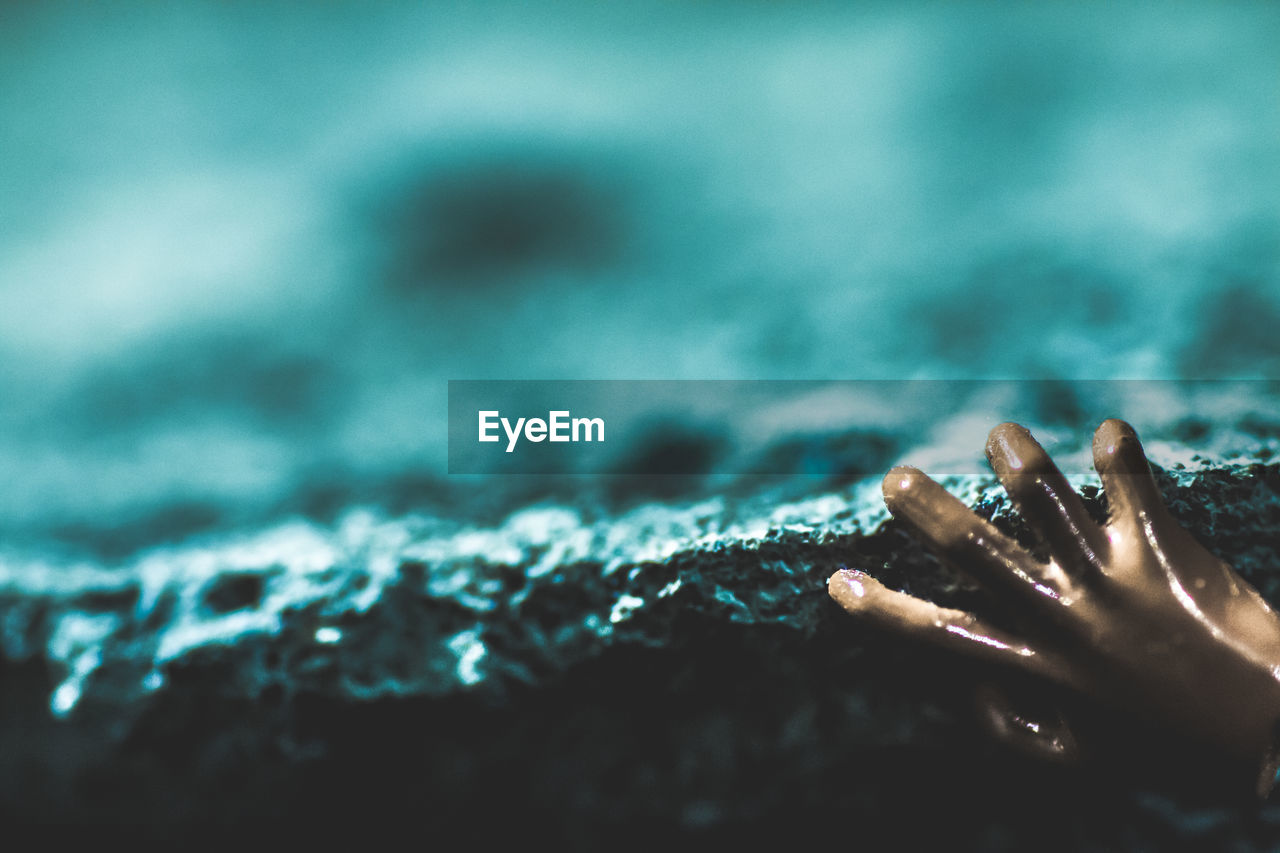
[1092,419,1168,528]
[882,466,1077,607]
[986,422,1109,577]
[828,569,1083,688]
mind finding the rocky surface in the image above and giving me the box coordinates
[2,433,1278,848]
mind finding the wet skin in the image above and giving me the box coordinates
[829,419,1280,798]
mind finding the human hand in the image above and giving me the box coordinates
[829,420,1280,798]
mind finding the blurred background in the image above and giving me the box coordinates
[1,0,1277,557]
[3,2,1280,844]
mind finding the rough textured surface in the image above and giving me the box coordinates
[2,444,1278,847]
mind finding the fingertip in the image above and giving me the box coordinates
[827,568,877,609]
[985,421,1042,475]
[1092,418,1166,520]
[882,465,926,510]
[985,421,1029,459]
[828,567,865,595]
[1092,418,1143,469]
[1093,418,1137,451]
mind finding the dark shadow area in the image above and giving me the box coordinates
[369,144,633,293]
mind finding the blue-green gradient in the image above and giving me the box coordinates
[0,0,1277,543]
